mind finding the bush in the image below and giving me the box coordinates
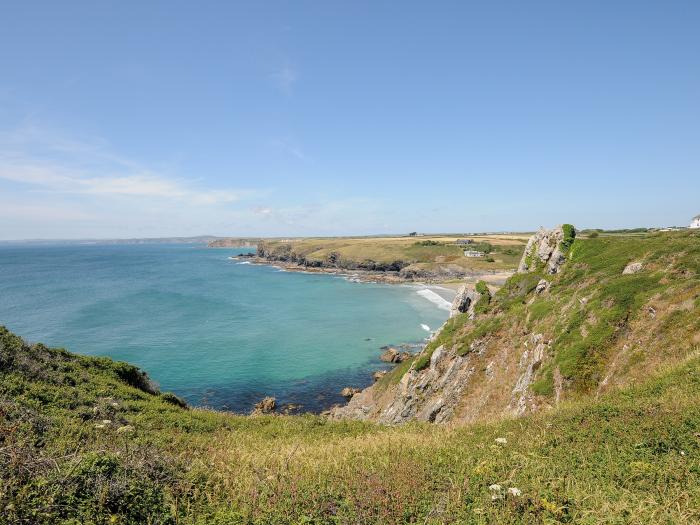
[560,224,576,252]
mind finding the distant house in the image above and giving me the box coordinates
[691,215,700,229]
[463,250,484,257]
[455,239,473,245]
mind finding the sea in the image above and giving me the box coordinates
[0,243,453,413]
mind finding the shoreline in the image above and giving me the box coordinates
[231,254,513,288]
[227,252,458,414]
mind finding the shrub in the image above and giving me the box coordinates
[560,224,576,252]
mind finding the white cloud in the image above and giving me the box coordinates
[0,124,252,205]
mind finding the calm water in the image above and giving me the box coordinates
[0,243,451,412]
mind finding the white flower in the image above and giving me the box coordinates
[507,487,522,497]
[488,484,502,492]
[495,437,507,445]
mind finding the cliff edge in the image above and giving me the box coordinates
[331,225,700,424]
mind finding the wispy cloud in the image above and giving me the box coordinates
[0,123,252,205]
[270,62,298,95]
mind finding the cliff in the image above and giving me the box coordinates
[331,225,700,424]
[208,237,259,248]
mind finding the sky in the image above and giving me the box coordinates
[1,1,699,239]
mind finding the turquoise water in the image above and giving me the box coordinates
[0,243,451,412]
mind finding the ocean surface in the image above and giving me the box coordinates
[0,243,452,412]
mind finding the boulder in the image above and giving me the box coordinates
[380,347,399,362]
[340,387,361,398]
[622,262,643,274]
[379,348,410,363]
[535,279,550,294]
[252,396,276,414]
[372,370,387,382]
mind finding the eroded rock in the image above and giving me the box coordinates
[252,396,276,414]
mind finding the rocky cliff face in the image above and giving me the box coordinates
[517,225,571,274]
[331,225,700,425]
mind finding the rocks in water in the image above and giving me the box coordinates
[372,370,387,382]
[380,348,398,362]
[380,347,411,363]
[518,225,575,275]
[280,403,302,415]
[622,261,643,274]
[252,396,276,415]
[340,387,361,398]
[450,285,482,319]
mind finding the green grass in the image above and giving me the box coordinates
[2,325,700,523]
[401,229,700,395]
[3,229,700,523]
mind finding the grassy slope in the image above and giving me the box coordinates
[377,230,700,412]
[259,235,528,274]
[2,323,700,524]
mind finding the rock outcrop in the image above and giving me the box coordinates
[449,285,482,318]
[340,387,361,398]
[517,225,574,275]
[380,347,411,363]
[330,226,577,426]
[252,396,276,415]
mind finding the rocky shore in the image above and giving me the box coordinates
[232,252,514,286]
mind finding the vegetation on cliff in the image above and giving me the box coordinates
[3,229,700,523]
[2,324,700,523]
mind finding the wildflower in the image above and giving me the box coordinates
[495,437,507,445]
[508,487,522,497]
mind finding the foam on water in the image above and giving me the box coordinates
[415,288,452,311]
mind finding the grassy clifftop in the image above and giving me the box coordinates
[349,229,700,425]
[2,320,700,523]
[255,234,528,281]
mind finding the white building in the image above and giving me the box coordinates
[691,215,700,229]
[464,250,484,257]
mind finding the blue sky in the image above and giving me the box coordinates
[1,1,699,239]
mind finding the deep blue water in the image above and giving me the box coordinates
[0,243,451,412]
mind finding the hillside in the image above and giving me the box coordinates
[2,325,700,523]
[253,234,528,283]
[332,227,700,424]
[2,227,700,523]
